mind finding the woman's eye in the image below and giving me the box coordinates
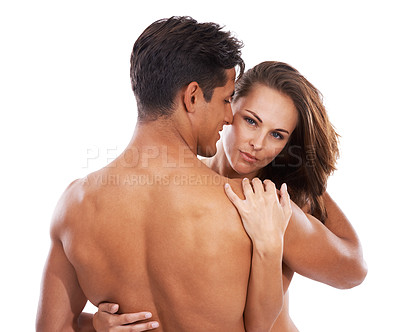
[244,117,256,126]
[271,132,284,140]
[224,98,232,104]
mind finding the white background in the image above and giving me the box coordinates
[1,0,399,330]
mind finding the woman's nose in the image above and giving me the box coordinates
[249,135,264,150]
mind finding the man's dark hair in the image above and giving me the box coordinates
[130,16,244,120]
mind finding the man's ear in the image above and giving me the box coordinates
[183,82,202,113]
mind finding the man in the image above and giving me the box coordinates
[37,16,250,332]
[36,16,367,332]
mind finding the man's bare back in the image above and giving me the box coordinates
[55,148,252,331]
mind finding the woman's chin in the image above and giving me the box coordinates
[233,164,259,178]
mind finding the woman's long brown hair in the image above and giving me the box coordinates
[234,61,339,221]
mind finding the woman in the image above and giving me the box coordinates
[84,61,366,331]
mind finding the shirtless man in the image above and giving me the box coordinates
[36,16,251,332]
[36,16,367,332]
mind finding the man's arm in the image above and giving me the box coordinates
[36,181,91,332]
[283,193,367,289]
[36,235,89,332]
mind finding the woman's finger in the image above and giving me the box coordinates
[115,312,155,326]
[242,178,254,199]
[119,320,160,331]
[263,179,277,198]
[224,183,243,207]
[98,302,119,314]
[280,183,292,218]
[94,306,157,331]
[251,177,264,196]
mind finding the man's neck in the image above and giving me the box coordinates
[115,118,199,169]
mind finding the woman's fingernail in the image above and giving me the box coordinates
[243,178,248,182]
[145,312,152,318]
[151,322,160,328]
[225,183,230,188]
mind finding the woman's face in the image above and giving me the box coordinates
[222,84,298,177]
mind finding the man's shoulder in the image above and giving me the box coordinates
[50,176,97,239]
[169,169,243,214]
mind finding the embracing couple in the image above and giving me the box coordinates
[36,16,367,332]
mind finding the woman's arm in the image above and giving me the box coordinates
[78,303,159,332]
[225,178,292,332]
[282,192,367,289]
[78,312,96,332]
[320,192,367,285]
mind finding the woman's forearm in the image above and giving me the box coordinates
[244,242,284,332]
[224,179,291,330]
[78,312,96,332]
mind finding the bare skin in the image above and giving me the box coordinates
[225,179,292,331]
[37,69,266,332]
[89,84,367,332]
[90,178,292,332]
[90,185,359,332]
[37,159,251,332]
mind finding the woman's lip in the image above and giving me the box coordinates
[240,151,258,163]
